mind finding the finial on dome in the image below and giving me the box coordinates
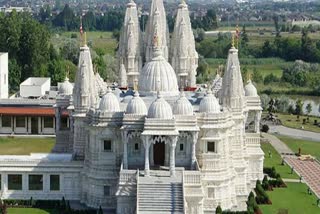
[134,78,138,91]
[83,32,87,46]
[247,72,252,83]
[156,79,162,98]
[231,33,235,48]
[65,65,70,81]
[106,86,112,94]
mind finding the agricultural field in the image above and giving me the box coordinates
[51,31,118,56]
[0,137,55,155]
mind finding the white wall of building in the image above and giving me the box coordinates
[0,53,9,99]
[20,78,51,98]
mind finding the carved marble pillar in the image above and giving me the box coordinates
[255,111,262,133]
[55,108,61,131]
[150,144,154,166]
[170,136,178,177]
[142,136,151,177]
[164,143,169,166]
[191,132,199,169]
[122,131,128,169]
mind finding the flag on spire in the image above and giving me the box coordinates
[235,25,240,49]
[80,16,84,36]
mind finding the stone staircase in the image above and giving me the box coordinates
[137,170,184,214]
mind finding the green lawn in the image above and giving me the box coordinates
[260,182,320,214]
[52,31,117,56]
[7,208,59,214]
[277,135,320,160]
[0,137,55,155]
[276,113,320,133]
[261,142,299,179]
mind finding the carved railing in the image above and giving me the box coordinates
[119,161,137,184]
[246,133,260,147]
[182,170,186,214]
[184,171,201,185]
[136,169,139,214]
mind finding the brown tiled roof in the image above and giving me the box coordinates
[0,107,69,117]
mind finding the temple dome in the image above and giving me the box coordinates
[59,77,73,95]
[199,90,220,113]
[99,88,120,112]
[139,49,179,97]
[147,93,173,119]
[173,92,194,115]
[245,80,258,97]
[126,91,147,115]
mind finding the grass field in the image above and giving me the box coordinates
[7,208,59,214]
[0,137,55,155]
[277,113,320,133]
[261,142,299,179]
[260,182,320,214]
[277,135,320,160]
[52,31,117,56]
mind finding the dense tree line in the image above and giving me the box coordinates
[39,4,125,32]
[0,11,76,92]
[260,29,320,62]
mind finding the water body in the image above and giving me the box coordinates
[274,95,320,117]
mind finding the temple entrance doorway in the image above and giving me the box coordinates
[31,117,38,134]
[153,142,165,166]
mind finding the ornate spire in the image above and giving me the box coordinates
[170,0,198,88]
[221,45,245,110]
[145,0,169,62]
[118,0,141,88]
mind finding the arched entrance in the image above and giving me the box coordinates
[153,142,165,166]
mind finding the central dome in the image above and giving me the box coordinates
[139,48,179,97]
[147,93,173,119]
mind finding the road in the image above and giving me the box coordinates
[269,125,320,142]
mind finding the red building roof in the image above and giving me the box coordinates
[0,107,69,117]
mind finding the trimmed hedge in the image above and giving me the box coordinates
[255,180,272,204]
[2,198,96,214]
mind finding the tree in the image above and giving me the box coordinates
[295,99,304,116]
[261,40,274,57]
[215,205,222,214]
[252,68,263,84]
[273,15,280,37]
[8,59,21,93]
[306,103,312,116]
[98,206,104,214]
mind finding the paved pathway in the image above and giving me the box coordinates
[269,125,320,142]
[262,133,294,154]
[263,133,320,199]
[285,157,320,198]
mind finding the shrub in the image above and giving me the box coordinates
[216,205,223,214]
[261,124,269,133]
